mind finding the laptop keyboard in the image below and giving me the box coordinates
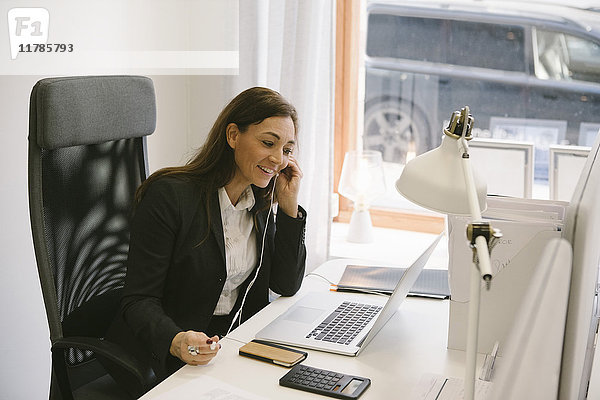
[305,301,383,346]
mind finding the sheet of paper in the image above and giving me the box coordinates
[410,374,446,400]
[486,196,568,221]
[411,374,493,400]
[448,215,560,302]
[156,374,268,400]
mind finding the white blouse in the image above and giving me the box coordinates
[213,186,257,315]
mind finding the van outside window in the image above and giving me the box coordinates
[362,4,600,211]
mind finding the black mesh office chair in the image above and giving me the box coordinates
[28,76,158,399]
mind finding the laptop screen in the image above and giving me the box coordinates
[357,233,443,352]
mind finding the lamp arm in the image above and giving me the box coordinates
[457,137,493,281]
[458,137,483,220]
[474,236,493,282]
[458,135,497,400]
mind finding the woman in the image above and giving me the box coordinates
[108,87,307,382]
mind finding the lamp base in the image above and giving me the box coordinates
[347,209,374,243]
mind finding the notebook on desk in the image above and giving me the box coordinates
[255,234,443,356]
[337,265,450,299]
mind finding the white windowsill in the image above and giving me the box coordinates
[329,222,449,270]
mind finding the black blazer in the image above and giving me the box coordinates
[108,176,306,377]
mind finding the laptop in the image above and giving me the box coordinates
[255,233,443,356]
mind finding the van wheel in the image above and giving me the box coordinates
[363,98,430,164]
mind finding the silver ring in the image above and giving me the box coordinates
[187,345,199,356]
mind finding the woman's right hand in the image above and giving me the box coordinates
[170,330,221,365]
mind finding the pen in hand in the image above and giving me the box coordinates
[188,338,220,356]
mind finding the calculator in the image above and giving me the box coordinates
[279,364,371,399]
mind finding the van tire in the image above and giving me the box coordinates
[363,98,430,164]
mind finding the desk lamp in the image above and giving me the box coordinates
[338,150,386,243]
[396,106,501,400]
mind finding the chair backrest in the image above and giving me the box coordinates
[28,76,156,366]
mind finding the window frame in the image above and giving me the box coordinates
[334,0,444,234]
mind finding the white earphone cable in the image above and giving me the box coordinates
[225,174,277,336]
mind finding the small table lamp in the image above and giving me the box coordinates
[338,150,386,243]
[396,107,501,400]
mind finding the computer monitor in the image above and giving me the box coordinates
[489,238,572,400]
[489,131,600,400]
[559,129,600,400]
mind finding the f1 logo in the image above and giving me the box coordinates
[7,8,49,60]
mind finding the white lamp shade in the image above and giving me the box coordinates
[338,150,386,208]
[396,135,487,215]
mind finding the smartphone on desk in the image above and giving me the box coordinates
[239,339,307,367]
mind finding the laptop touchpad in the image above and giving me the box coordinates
[283,306,325,323]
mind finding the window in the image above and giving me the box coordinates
[534,30,572,80]
[448,21,525,72]
[335,2,600,233]
[335,1,444,233]
[367,14,445,62]
[535,29,600,83]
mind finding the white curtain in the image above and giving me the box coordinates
[226,0,334,272]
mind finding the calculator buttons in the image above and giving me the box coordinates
[280,364,371,399]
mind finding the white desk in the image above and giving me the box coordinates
[140,257,480,399]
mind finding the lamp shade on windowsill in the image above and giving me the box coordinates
[338,150,386,243]
[395,135,487,215]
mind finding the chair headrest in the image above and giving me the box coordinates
[31,75,156,150]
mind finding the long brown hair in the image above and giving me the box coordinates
[134,87,298,213]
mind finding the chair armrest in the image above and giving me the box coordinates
[53,336,156,397]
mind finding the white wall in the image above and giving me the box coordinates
[0,75,51,400]
[0,74,227,400]
[147,76,229,171]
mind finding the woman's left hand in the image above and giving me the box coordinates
[276,155,303,217]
